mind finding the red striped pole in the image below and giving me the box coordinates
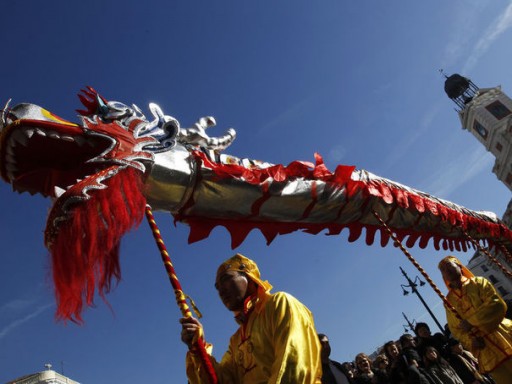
[461,233,512,279]
[372,210,483,340]
[145,205,218,384]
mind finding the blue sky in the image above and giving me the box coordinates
[1,1,512,382]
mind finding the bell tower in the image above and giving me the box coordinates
[444,73,512,191]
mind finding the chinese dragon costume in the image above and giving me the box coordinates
[1,87,511,322]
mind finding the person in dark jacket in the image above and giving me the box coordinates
[422,345,463,384]
[319,333,350,384]
[446,338,494,384]
[414,322,447,358]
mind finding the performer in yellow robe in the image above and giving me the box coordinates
[180,253,322,383]
[438,255,512,383]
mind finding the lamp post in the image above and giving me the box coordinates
[400,266,446,336]
[402,312,416,334]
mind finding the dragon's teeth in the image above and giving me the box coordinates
[6,153,16,163]
[61,135,74,142]
[74,136,85,146]
[25,129,34,139]
[35,129,46,136]
[11,130,29,146]
[54,186,66,197]
[5,163,18,172]
[47,131,60,139]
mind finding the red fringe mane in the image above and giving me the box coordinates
[50,167,146,323]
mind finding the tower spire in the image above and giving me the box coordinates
[444,73,512,191]
[443,73,479,111]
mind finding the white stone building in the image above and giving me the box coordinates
[6,364,80,384]
[444,73,512,190]
[467,250,512,303]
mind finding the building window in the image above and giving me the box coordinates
[481,265,489,272]
[473,120,488,139]
[485,100,512,120]
[496,142,503,152]
[498,286,508,296]
[489,274,498,284]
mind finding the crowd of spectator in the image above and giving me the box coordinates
[319,322,496,384]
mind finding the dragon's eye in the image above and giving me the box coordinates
[108,101,129,111]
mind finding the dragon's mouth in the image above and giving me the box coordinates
[1,119,113,198]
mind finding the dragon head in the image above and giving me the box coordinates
[1,89,158,201]
[0,88,175,242]
[0,88,176,322]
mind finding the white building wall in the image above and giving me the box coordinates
[458,86,512,191]
[7,368,80,384]
[468,250,512,303]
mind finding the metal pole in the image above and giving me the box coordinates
[402,312,416,335]
[400,267,446,336]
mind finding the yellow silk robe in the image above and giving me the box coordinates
[186,291,322,383]
[444,276,512,373]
